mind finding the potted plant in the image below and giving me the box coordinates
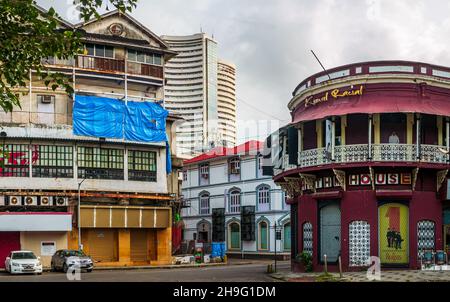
[295,251,313,272]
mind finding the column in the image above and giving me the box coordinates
[368,115,373,159]
[297,125,302,165]
[331,118,336,160]
[373,114,381,144]
[406,113,414,145]
[446,118,449,162]
[416,114,421,159]
[341,115,347,145]
[437,116,443,146]
[316,119,323,148]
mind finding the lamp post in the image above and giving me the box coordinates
[78,177,87,251]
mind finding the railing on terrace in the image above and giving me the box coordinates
[43,56,163,79]
[276,144,449,175]
[292,60,450,97]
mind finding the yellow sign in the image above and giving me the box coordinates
[304,85,364,107]
[379,203,409,264]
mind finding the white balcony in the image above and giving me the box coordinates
[275,143,449,175]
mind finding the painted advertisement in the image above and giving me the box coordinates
[379,203,409,265]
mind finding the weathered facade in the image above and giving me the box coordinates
[0,9,180,268]
[269,61,450,271]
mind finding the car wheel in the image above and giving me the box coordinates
[63,263,68,273]
[87,268,93,273]
[50,262,55,272]
[8,265,12,274]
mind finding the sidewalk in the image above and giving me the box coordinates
[270,269,450,282]
[0,258,275,273]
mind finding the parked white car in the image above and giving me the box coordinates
[5,251,43,275]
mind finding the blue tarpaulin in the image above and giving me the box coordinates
[73,95,124,139]
[211,242,226,258]
[73,95,172,173]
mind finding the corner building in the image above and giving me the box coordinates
[0,9,178,268]
[272,61,450,271]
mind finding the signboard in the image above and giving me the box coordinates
[41,241,56,256]
[379,203,409,265]
[349,173,411,186]
[304,85,364,108]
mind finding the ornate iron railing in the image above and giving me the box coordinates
[277,143,449,175]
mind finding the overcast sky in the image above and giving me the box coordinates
[37,0,450,143]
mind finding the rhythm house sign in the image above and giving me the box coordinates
[349,173,412,186]
[304,85,364,108]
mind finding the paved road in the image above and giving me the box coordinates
[0,262,290,282]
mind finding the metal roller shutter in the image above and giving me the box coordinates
[0,232,20,268]
[87,229,117,262]
[131,230,148,262]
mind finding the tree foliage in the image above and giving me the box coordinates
[0,0,137,112]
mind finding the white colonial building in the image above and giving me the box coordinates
[181,141,291,259]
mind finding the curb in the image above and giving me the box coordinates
[0,260,272,273]
[0,262,229,273]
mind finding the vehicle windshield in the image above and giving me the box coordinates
[64,250,87,257]
[12,252,37,260]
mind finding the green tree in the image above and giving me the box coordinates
[0,0,137,112]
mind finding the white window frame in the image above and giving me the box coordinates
[229,158,240,175]
[199,194,210,215]
[257,186,270,210]
[229,190,241,213]
[199,163,209,180]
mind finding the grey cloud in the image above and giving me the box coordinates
[37,0,450,142]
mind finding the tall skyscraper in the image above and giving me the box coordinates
[217,60,237,148]
[161,33,236,157]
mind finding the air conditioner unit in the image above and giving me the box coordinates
[0,196,5,206]
[55,197,68,206]
[38,95,54,104]
[8,196,22,206]
[24,196,38,206]
[40,196,52,206]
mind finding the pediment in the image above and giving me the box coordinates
[78,11,168,49]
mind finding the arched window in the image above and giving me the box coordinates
[349,220,370,267]
[258,221,269,250]
[417,220,435,258]
[303,222,313,255]
[229,190,241,213]
[229,222,241,249]
[257,185,270,212]
[199,193,210,215]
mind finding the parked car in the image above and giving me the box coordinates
[51,250,94,273]
[5,251,43,275]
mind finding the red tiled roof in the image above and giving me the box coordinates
[183,140,264,165]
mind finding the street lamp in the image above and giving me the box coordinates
[78,177,87,251]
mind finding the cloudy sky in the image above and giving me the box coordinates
[37,0,450,143]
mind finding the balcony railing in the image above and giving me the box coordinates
[77,56,125,73]
[43,56,164,79]
[276,144,449,175]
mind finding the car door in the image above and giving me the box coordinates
[53,251,60,268]
[56,251,64,269]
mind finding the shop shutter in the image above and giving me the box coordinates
[131,230,148,262]
[87,229,117,262]
[0,232,20,268]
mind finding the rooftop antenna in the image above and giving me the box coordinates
[310,50,331,80]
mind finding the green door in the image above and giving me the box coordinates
[260,222,268,250]
[284,223,291,250]
[230,223,240,249]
